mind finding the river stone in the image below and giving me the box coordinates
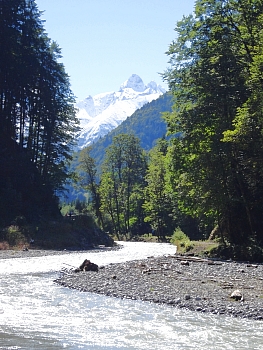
[230,289,243,301]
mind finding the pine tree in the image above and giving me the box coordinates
[0,0,79,225]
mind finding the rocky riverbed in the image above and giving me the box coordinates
[54,254,263,321]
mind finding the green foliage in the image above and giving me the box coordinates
[213,242,263,263]
[170,227,193,252]
[163,0,263,245]
[77,147,103,225]
[0,0,79,228]
[1,225,27,247]
[0,215,37,248]
[170,227,188,244]
[63,93,174,205]
[143,141,175,239]
[0,152,61,226]
[89,93,173,171]
[99,134,147,237]
[60,199,89,216]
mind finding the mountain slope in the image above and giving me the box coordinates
[76,74,166,149]
[89,92,173,169]
[62,93,173,203]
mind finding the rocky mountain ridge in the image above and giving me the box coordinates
[76,74,166,149]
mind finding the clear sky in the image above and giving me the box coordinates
[36,0,195,101]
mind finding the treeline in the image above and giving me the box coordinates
[61,93,173,204]
[0,0,79,227]
[78,135,198,242]
[78,0,263,259]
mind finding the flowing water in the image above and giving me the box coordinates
[0,241,262,349]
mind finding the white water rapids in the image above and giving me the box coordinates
[0,241,262,349]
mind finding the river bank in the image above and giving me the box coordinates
[54,254,263,321]
[0,244,122,259]
[1,245,262,321]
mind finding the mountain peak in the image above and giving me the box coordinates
[76,74,166,149]
[119,74,146,92]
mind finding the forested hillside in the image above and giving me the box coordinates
[62,93,173,203]
[89,92,173,169]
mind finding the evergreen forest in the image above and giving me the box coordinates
[0,0,112,249]
[2,0,263,261]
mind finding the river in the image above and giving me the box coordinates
[0,241,262,349]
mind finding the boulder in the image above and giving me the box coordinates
[75,259,98,272]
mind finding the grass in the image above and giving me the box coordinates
[169,227,219,257]
[183,240,219,256]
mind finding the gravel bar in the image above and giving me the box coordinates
[54,254,263,321]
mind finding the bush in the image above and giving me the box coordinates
[0,213,114,250]
[71,214,95,229]
[213,243,263,262]
[2,225,27,247]
[34,220,76,249]
[170,227,193,252]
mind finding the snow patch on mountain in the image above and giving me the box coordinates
[76,74,166,149]
[119,74,146,92]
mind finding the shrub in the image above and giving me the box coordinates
[2,225,27,247]
[170,227,193,252]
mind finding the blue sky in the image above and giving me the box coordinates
[36,0,195,101]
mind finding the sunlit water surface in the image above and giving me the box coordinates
[0,242,262,349]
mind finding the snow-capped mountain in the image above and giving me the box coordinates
[76,74,166,149]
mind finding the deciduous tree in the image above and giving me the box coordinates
[163,0,263,244]
[99,134,147,237]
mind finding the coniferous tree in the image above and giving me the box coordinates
[0,0,79,225]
